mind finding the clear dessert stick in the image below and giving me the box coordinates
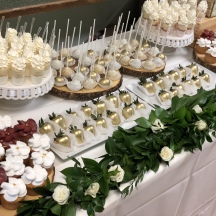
[6,22,10,31]
[138,30,145,52]
[16,16,21,31]
[42,27,49,55]
[70,27,76,51]
[77,21,82,50]
[30,17,35,34]
[123,11,131,39]
[99,28,106,60]
[0,16,5,37]
[19,26,23,35]
[91,19,96,50]
[128,25,133,44]
[37,27,42,37]
[142,19,147,43]
[49,28,55,46]
[64,19,70,48]
[108,25,116,56]
[78,42,84,73]
[115,13,123,37]
[53,20,56,33]
[51,35,56,50]
[57,29,61,52]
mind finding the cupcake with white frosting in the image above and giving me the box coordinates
[28,133,51,152]
[21,165,48,196]
[0,155,25,178]
[0,143,5,161]
[0,177,27,210]
[176,16,188,37]
[196,38,211,54]
[204,47,216,64]
[149,11,160,32]
[0,115,12,130]
[6,141,30,165]
[142,0,154,19]
[5,28,17,45]
[33,36,44,53]
[161,15,173,36]
[30,149,55,175]
[0,54,9,84]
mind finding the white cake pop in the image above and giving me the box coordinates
[83,78,97,90]
[67,79,82,91]
[129,59,142,69]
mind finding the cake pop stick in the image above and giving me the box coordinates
[60,42,64,76]
[67,36,70,68]
[138,30,145,52]
[87,26,92,52]
[64,19,70,48]
[6,22,10,31]
[37,27,42,37]
[77,21,82,50]
[23,22,27,33]
[115,13,123,37]
[19,26,24,35]
[99,28,106,60]
[42,22,49,39]
[53,20,56,33]
[91,19,96,50]
[123,11,131,39]
[128,25,133,44]
[16,16,21,31]
[78,42,84,72]
[108,25,116,55]
[0,16,5,37]
[30,17,35,34]
[119,22,124,41]
[57,29,61,52]
[135,13,142,40]
[146,19,153,42]
[70,27,76,49]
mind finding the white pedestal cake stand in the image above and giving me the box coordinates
[137,23,194,51]
[0,68,54,110]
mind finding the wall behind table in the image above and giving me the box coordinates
[3,0,140,47]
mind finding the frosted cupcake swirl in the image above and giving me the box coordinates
[28,133,50,151]
[31,149,55,168]
[31,54,45,70]
[12,57,26,71]
[0,115,12,129]
[21,165,48,186]
[206,47,216,57]
[0,143,5,157]
[33,36,44,51]
[7,49,19,63]
[5,28,17,43]
[21,32,32,44]
[0,155,25,177]
[0,178,27,202]
[6,141,30,160]
[197,0,208,12]
[196,38,212,48]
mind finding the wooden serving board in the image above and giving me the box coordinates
[0,168,55,216]
[193,49,216,73]
[120,64,165,78]
[51,76,123,100]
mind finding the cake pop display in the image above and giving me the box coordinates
[63,27,76,67]
[62,37,74,79]
[83,77,97,90]
[72,21,82,59]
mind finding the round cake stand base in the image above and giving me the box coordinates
[0,98,34,111]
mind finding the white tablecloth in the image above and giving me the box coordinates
[1,45,216,215]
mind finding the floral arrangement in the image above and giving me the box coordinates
[17,87,216,216]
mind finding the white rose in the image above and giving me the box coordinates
[84,182,100,198]
[195,120,207,130]
[151,119,166,133]
[192,105,202,113]
[160,146,174,162]
[52,185,70,205]
[108,165,125,182]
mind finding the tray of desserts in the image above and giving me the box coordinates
[39,89,153,160]
[126,62,216,109]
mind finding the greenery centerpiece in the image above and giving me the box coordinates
[17,87,216,216]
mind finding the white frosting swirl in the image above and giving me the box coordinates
[187,9,197,19]
[12,57,26,71]
[5,28,17,43]
[0,55,9,70]
[22,50,34,63]
[178,16,188,26]
[196,38,212,48]
[24,41,36,53]
[31,54,45,70]
[39,49,51,64]
[182,3,191,11]
[6,141,30,159]
[31,150,55,168]
[21,165,48,186]
[21,33,32,44]
[150,11,159,21]
[33,36,44,51]
[0,155,25,177]
[0,178,27,202]
[28,133,51,151]
[0,143,5,157]
[197,0,208,12]
[0,115,12,129]
[7,49,19,63]
[206,47,216,57]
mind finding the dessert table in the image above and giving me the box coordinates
[1,44,216,215]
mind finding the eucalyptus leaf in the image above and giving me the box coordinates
[51,204,62,216]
